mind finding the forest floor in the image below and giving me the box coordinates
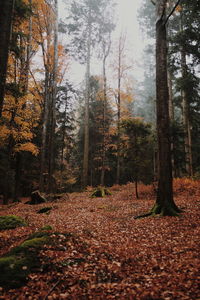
[0,178,200,300]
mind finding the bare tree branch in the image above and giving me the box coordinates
[150,0,156,5]
[165,0,182,25]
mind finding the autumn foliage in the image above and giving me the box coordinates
[0,178,199,299]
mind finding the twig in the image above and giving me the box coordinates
[44,279,62,300]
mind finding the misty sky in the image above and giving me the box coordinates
[58,0,147,85]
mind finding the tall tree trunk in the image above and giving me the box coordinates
[39,70,50,192]
[167,69,175,177]
[47,0,58,193]
[13,0,32,200]
[24,0,32,92]
[60,99,68,176]
[0,0,15,117]
[116,40,121,185]
[180,45,193,176]
[100,37,111,186]
[152,0,180,216]
[82,9,91,188]
[100,55,107,186]
[39,5,52,192]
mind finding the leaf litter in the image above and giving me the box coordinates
[0,179,199,299]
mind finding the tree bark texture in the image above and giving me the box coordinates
[0,0,15,117]
[47,0,58,193]
[100,55,107,186]
[155,0,180,215]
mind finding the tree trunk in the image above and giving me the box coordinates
[0,0,15,117]
[181,48,193,177]
[24,0,32,93]
[135,177,139,199]
[100,37,111,186]
[153,0,180,216]
[39,70,50,192]
[167,69,175,177]
[82,9,91,189]
[47,0,58,193]
[39,4,52,192]
[100,55,107,186]
[116,40,122,185]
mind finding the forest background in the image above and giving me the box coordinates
[0,0,199,204]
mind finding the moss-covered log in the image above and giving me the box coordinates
[0,215,27,230]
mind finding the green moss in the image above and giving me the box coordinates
[28,229,51,240]
[0,253,39,288]
[0,215,27,230]
[0,233,50,288]
[17,237,48,251]
[40,225,53,231]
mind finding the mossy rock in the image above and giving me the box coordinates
[91,186,112,198]
[0,255,33,288]
[0,215,27,230]
[0,232,50,288]
[40,225,53,231]
[10,236,48,256]
[37,206,52,214]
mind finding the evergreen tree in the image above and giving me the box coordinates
[66,0,115,188]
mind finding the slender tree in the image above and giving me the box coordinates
[0,0,15,117]
[47,0,59,193]
[67,0,115,188]
[179,12,193,176]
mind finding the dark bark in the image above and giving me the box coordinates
[155,0,180,216]
[136,0,181,217]
[47,0,58,194]
[135,178,139,199]
[0,0,15,117]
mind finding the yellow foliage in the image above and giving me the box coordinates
[14,142,39,156]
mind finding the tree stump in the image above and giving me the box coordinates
[29,190,46,204]
[91,186,112,198]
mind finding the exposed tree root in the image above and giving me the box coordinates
[134,203,182,219]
